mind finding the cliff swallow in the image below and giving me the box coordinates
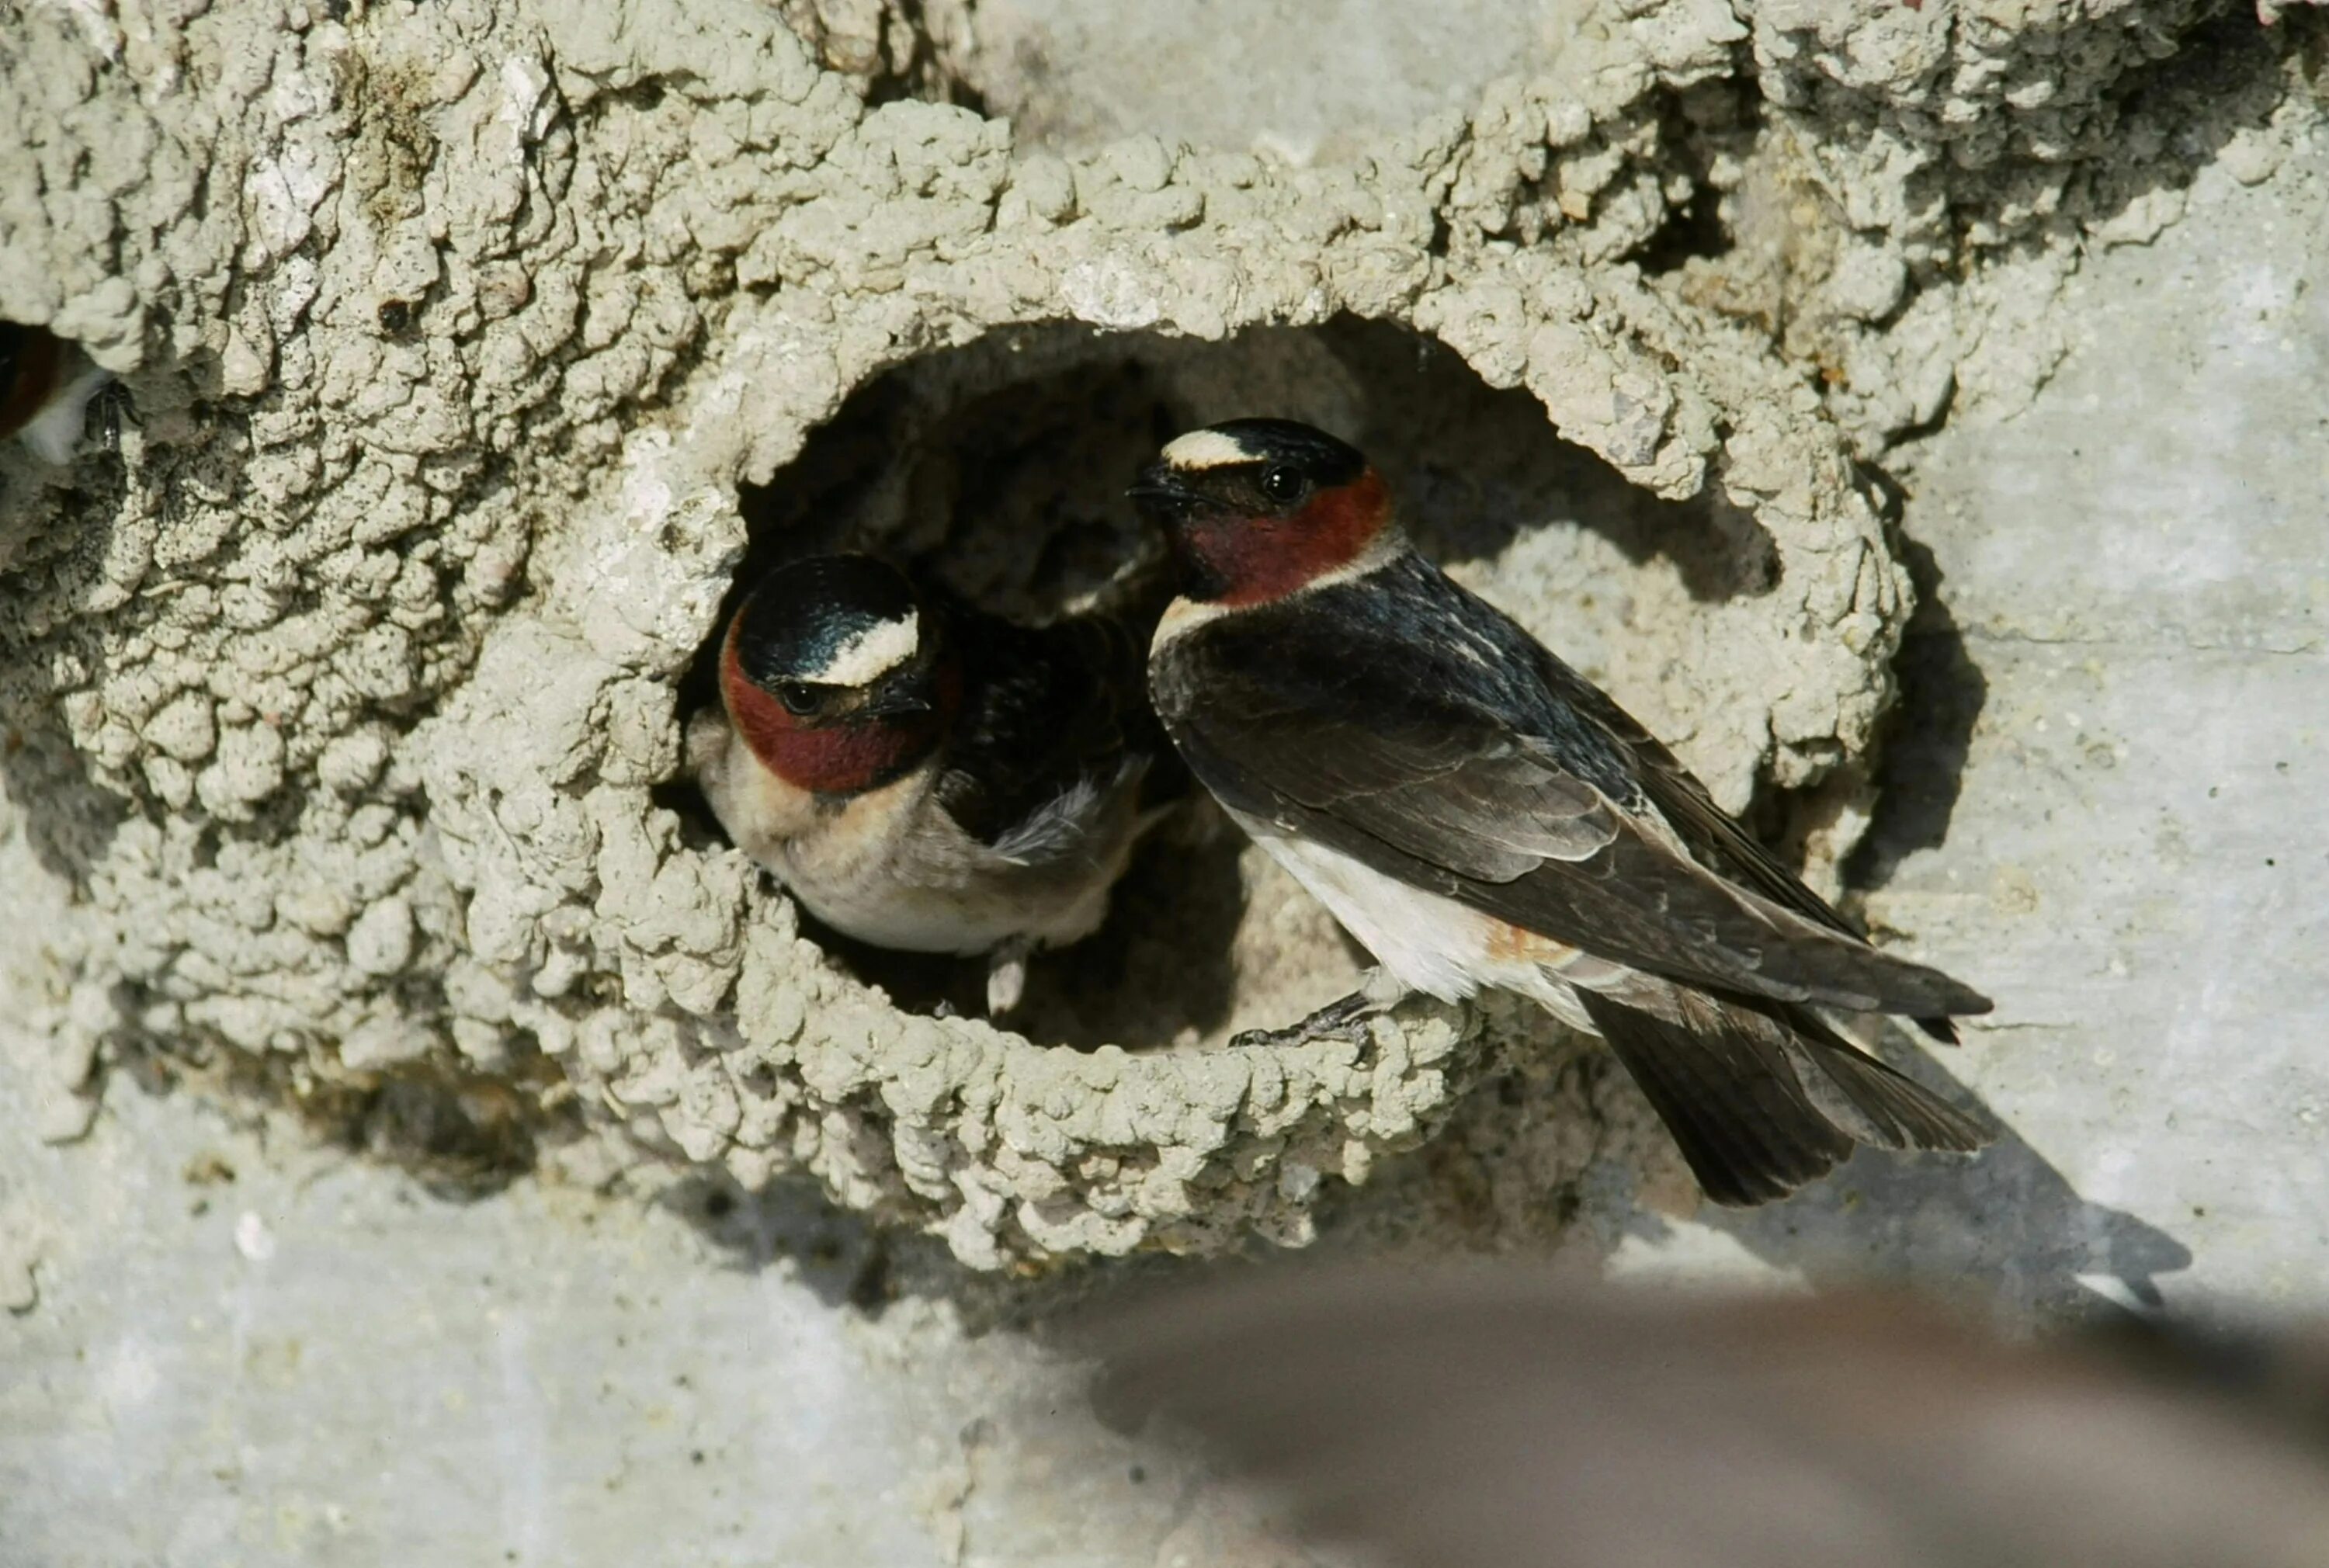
[688,553,1171,1015]
[1081,1259,2329,1568]
[0,323,111,464]
[1133,419,1992,1205]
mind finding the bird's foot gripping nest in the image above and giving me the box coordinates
[1228,972,1401,1050]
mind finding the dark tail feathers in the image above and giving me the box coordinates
[1575,986,1988,1207]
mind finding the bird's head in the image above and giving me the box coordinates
[720,554,956,796]
[1127,418,1397,606]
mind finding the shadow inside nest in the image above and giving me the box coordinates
[794,816,1254,1053]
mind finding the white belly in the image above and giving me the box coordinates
[1233,811,1598,1032]
[690,709,1130,956]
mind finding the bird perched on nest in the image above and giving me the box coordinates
[1131,418,1993,1205]
[689,552,1173,1015]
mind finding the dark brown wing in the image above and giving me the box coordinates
[1542,664,1963,1041]
[936,598,1171,858]
[1544,660,1859,932]
[1150,557,1990,1020]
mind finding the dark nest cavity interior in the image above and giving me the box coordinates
[676,317,1780,1053]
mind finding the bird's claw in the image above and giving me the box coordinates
[1228,987,1387,1051]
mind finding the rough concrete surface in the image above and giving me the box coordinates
[2,0,2327,1560]
[0,0,1919,1267]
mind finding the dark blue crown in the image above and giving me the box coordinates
[733,553,921,686]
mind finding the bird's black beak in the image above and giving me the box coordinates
[863,685,933,719]
[1126,463,1199,519]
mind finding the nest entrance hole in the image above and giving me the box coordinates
[696,317,1768,1053]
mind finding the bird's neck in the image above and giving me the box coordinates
[1177,470,1400,607]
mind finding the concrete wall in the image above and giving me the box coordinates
[2,0,2324,1560]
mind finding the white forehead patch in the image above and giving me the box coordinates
[1161,428,1257,470]
[811,612,919,687]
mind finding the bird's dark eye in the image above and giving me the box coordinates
[1259,466,1305,505]
[776,682,819,716]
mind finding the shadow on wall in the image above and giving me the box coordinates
[1704,1118,2197,1322]
[1300,996,2192,1324]
[1845,531,1986,894]
[1689,1025,2195,1320]
[675,316,1776,1052]
[2063,10,2298,264]
[659,1167,906,1313]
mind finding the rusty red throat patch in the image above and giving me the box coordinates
[1185,468,1392,607]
